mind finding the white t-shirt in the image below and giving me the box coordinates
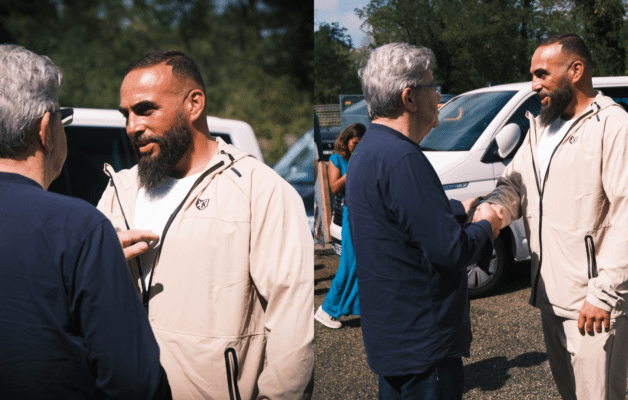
[537,118,576,183]
[134,172,202,288]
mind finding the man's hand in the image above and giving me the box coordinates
[473,202,503,239]
[577,300,611,335]
[117,230,159,261]
[461,197,481,217]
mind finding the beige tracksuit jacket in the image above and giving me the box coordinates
[97,138,314,399]
[486,92,628,320]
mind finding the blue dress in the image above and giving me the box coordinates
[322,153,360,318]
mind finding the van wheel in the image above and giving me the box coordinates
[467,236,509,298]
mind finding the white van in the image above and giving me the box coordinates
[49,108,263,205]
[333,77,628,296]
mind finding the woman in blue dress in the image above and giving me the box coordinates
[315,123,366,329]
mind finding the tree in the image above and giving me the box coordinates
[574,0,627,75]
[314,22,362,104]
[1,0,312,165]
[357,0,628,93]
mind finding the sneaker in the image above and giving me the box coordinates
[315,305,342,329]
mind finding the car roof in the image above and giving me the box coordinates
[459,76,628,95]
[69,108,264,162]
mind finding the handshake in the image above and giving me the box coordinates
[462,197,504,239]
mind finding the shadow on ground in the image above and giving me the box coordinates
[464,351,548,392]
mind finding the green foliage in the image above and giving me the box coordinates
[574,0,627,75]
[1,0,311,165]
[314,22,362,104]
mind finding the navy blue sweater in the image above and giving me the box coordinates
[0,172,171,399]
[346,124,493,376]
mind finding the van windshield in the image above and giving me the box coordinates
[420,91,516,151]
[273,128,315,184]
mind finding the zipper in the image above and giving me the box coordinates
[142,160,226,312]
[107,158,228,313]
[529,108,594,306]
[224,348,242,400]
[585,235,597,279]
[105,168,148,307]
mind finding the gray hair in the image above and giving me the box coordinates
[0,45,63,157]
[359,43,435,120]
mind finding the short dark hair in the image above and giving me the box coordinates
[126,50,206,94]
[334,123,366,161]
[538,33,593,70]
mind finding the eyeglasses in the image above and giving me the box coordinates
[411,84,442,95]
[50,107,74,126]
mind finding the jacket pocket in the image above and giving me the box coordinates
[225,347,241,400]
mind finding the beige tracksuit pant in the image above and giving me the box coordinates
[541,311,628,400]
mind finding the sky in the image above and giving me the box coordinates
[314,0,371,47]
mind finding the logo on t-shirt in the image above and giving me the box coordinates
[196,198,210,210]
[569,136,578,144]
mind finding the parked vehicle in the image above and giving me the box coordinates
[274,126,340,221]
[48,108,264,205]
[330,78,628,297]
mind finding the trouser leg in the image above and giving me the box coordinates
[378,357,463,400]
[541,310,577,400]
[542,310,628,400]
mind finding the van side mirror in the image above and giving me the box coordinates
[481,123,522,163]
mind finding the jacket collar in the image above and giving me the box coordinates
[102,136,253,227]
[526,91,616,194]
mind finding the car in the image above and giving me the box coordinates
[329,77,628,297]
[48,108,264,205]
[274,125,341,229]
[438,94,455,108]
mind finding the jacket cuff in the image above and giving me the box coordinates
[585,291,613,313]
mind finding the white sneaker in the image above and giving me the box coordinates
[315,306,342,329]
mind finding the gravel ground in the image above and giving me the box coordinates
[313,252,562,399]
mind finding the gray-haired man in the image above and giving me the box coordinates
[0,44,171,399]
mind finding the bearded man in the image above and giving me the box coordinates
[473,34,628,399]
[96,50,314,400]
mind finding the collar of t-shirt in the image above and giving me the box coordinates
[134,171,202,283]
[537,117,576,182]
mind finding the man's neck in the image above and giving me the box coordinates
[173,135,219,178]
[0,157,46,189]
[372,115,430,145]
[562,90,597,121]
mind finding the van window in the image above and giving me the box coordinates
[503,94,542,158]
[274,129,315,185]
[48,126,136,205]
[421,91,516,151]
[598,87,628,110]
[211,132,233,144]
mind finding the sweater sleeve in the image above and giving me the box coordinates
[70,219,172,400]
[587,111,628,311]
[248,172,314,399]
[386,152,493,271]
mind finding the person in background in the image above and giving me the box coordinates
[346,42,501,400]
[476,33,628,400]
[0,45,171,400]
[98,50,314,400]
[315,122,366,329]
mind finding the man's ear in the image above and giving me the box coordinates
[401,87,418,113]
[569,60,585,84]
[37,111,53,152]
[186,88,206,122]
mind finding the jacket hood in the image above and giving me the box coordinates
[102,137,253,228]
[530,91,620,129]
[103,137,251,189]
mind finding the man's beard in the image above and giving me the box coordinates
[539,78,574,126]
[132,113,192,192]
